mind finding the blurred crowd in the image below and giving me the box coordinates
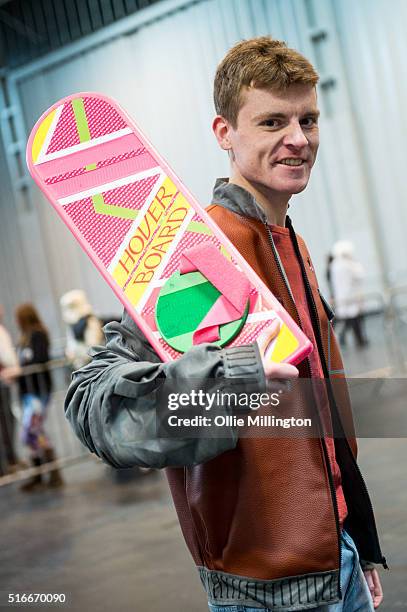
[0,291,105,488]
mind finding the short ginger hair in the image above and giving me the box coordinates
[214,37,319,127]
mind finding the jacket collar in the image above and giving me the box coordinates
[211,178,268,224]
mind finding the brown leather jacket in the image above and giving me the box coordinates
[164,180,386,609]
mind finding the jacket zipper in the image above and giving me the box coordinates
[285,218,387,571]
[263,222,343,599]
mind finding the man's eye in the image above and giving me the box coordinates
[301,117,318,128]
[261,119,279,128]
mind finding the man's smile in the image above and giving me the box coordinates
[276,157,306,166]
[277,157,304,166]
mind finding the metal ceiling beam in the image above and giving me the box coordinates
[0,7,44,43]
[7,0,200,83]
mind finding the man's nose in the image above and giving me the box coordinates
[282,122,308,148]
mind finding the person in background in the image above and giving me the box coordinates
[60,290,104,370]
[15,303,64,491]
[0,304,20,475]
[331,240,369,348]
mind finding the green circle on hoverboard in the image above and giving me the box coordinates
[155,270,249,353]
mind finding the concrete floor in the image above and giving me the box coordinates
[1,463,208,612]
[1,315,406,611]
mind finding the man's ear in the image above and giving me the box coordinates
[212,115,233,151]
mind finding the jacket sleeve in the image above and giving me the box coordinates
[64,310,266,469]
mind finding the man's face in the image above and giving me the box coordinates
[223,84,319,198]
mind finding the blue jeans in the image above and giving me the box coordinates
[208,530,374,611]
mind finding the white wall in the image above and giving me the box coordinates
[1,0,406,341]
[330,0,407,286]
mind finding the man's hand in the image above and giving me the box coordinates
[257,320,299,389]
[363,568,383,609]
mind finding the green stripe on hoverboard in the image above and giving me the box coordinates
[70,100,221,230]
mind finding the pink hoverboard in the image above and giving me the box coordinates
[26,93,312,365]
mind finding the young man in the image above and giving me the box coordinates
[65,38,386,610]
